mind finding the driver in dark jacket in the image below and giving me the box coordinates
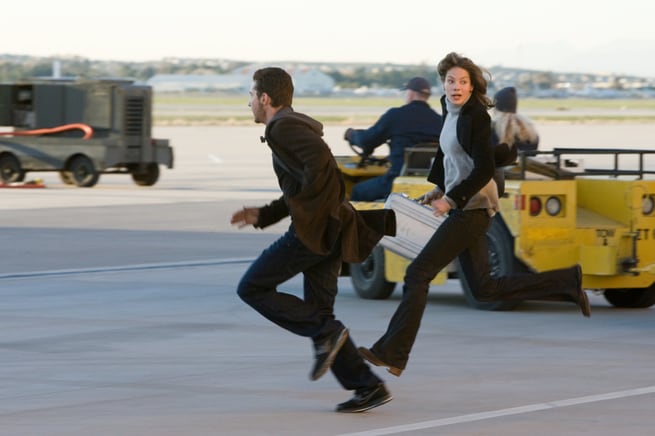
[344,77,442,201]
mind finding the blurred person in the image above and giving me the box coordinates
[491,86,540,195]
[344,77,443,201]
[358,53,590,378]
[231,67,396,413]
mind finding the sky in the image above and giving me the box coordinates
[3,0,655,78]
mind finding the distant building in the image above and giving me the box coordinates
[147,64,335,95]
[146,74,247,93]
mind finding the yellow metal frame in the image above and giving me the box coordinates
[502,178,655,290]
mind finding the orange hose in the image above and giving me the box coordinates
[0,123,93,139]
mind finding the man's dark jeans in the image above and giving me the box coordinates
[237,225,381,390]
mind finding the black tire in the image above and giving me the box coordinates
[68,155,99,187]
[59,171,75,185]
[458,214,521,311]
[604,285,655,308]
[350,245,396,299]
[131,163,160,186]
[0,154,25,183]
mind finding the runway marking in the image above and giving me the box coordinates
[338,385,655,436]
[0,258,255,280]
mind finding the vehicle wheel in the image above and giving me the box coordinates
[458,215,521,311]
[132,163,160,186]
[68,155,99,187]
[604,285,655,308]
[59,171,75,185]
[0,154,25,183]
[350,245,396,299]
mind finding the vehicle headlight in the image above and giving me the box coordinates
[643,194,655,215]
[545,196,562,216]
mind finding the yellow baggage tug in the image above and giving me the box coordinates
[337,147,655,311]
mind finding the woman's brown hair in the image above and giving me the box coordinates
[437,52,493,108]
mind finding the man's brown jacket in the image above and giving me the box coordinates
[255,107,395,263]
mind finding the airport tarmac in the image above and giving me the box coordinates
[1,125,654,435]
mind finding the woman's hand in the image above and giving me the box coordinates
[419,187,444,205]
[430,198,452,217]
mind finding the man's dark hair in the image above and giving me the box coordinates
[252,67,294,107]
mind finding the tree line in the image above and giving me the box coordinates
[0,54,644,93]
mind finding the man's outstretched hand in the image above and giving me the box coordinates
[230,207,260,229]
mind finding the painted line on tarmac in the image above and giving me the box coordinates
[208,154,224,163]
[338,385,655,436]
[0,258,255,280]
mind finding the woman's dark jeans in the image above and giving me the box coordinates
[371,209,579,370]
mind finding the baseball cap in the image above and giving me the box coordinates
[402,77,431,95]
